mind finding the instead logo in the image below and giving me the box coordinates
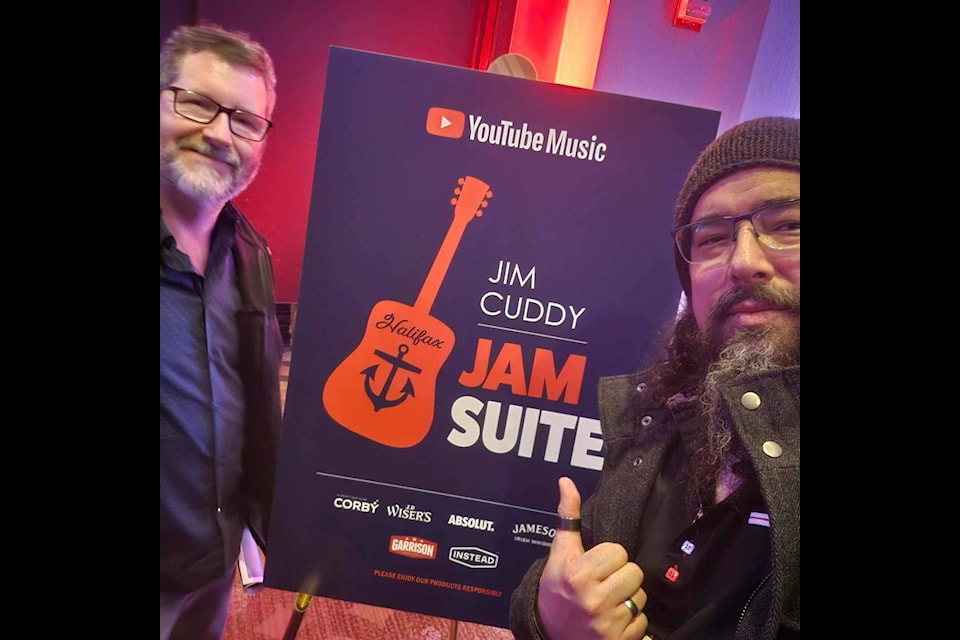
[448,546,499,569]
[426,107,465,139]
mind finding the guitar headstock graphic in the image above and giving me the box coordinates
[450,175,493,227]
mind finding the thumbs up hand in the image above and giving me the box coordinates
[536,477,649,640]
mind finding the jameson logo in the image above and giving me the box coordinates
[375,313,446,348]
[513,522,555,548]
[512,523,556,537]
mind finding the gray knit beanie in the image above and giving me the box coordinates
[674,116,800,298]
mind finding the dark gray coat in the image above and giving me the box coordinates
[509,367,800,640]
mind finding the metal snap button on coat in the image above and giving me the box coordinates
[636,383,647,393]
[632,457,643,467]
[762,441,783,458]
[641,415,653,426]
[740,391,761,410]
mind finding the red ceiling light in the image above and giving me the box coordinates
[673,0,711,32]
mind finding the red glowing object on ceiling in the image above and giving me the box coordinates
[674,0,712,32]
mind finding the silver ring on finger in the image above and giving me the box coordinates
[623,598,640,620]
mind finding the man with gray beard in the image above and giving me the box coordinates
[510,117,800,640]
[160,23,283,640]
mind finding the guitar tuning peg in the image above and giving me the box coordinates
[450,197,457,206]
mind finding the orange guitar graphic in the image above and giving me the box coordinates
[322,176,493,448]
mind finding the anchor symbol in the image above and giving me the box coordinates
[362,344,423,412]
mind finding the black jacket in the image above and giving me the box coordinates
[509,367,800,640]
[225,202,284,551]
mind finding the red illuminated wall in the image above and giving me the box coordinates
[162,0,798,303]
[183,0,482,302]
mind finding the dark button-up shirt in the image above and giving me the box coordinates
[160,211,246,591]
[636,423,771,638]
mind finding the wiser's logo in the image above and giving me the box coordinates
[387,504,433,523]
[426,107,465,138]
[389,535,438,560]
[449,546,499,569]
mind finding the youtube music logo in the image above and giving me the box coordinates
[426,107,465,139]
[424,106,608,163]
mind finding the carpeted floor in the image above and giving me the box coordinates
[222,572,515,640]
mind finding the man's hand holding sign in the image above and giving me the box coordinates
[537,477,650,640]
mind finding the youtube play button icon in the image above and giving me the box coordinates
[426,107,466,139]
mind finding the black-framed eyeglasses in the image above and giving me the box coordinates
[162,86,273,142]
[672,198,800,265]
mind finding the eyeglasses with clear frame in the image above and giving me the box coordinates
[672,198,800,265]
[162,86,273,142]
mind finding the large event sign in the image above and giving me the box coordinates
[265,47,720,629]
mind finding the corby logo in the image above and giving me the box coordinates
[333,496,379,514]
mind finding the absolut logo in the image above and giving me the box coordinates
[447,513,495,532]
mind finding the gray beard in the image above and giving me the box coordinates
[691,321,800,503]
[159,137,260,205]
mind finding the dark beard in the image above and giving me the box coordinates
[688,285,800,503]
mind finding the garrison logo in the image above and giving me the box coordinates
[388,535,438,560]
[426,107,465,138]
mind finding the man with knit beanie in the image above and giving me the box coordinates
[509,117,800,640]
